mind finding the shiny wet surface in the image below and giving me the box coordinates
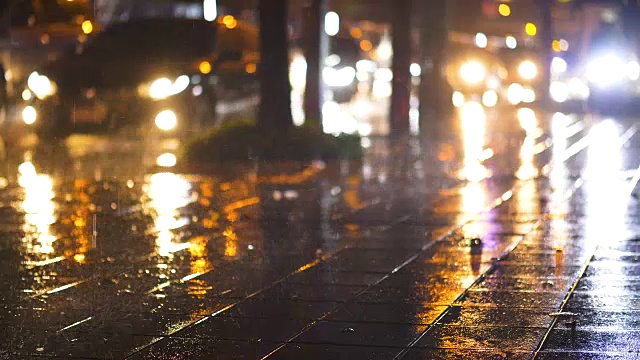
[1,105,640,359]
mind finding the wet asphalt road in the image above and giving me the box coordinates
[1,104,640,359]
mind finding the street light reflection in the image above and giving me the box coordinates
[549,113,571,252]
[516,108,539,180]
[585,120,626,243]
[460,101,490,182]
[19,162,57,255]
[584,119,627,313]
[146,173,195,257]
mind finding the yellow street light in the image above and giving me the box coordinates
[525,23,537,36]
[81,20,93,34]
[499,4,511,17]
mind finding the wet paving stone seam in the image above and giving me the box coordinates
[257,124,593,358]
[394,208,546,359]
[8,169,390,289]
[260,184,525,358]
[531,161,640,359]
[1,126,584,358]
[3,179,373,323]
[119,213,415,359]
[9,186,326,303]
[27,182,430,346]
[122,161,514,358]
[392,122,640,359]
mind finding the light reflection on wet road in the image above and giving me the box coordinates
[0,103,640,359]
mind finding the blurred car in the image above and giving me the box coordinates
[0,0,96,100]
[550,18,640,108]
[497,48,543,106]
[445,45,505,109]
[21,17,259,137]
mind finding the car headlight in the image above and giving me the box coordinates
[323,66,356,87]
[22,105,37,124]
[155,110,177,131]
[27,72,56,99]
[626,60,640,81]
[518,60,538,80]
[459,61,485,85]
[140,75,190,99]
[452,91,465,108]
[587,55,625,85]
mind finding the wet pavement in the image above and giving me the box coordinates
[1,104,640,359]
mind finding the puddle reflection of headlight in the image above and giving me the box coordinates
[517,108,537,133]
[157,152,177,167]
[155,110,177,131]
[22,106,37,125]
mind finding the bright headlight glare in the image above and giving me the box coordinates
[568,77,590,99]
[482,90,498,107]
[452,91,465,108]
[551,57,567,74]
[518,60,538,80]
[157,152,177,167]
[27,72,56,99]
[22,106,37,125]
[147,75,190,99]
[627,61,640,81]
[324,66,356,87]
[460,61,485,85]
[507,83,523,105]
[155,110,177,131]
[587,55,625,85]
[521,88,536,103]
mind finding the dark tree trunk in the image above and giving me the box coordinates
[540,0,553,108]
[302,0,328,129]
[389,0,412,139]
[258,0,293,131]
[418,0,450,139]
